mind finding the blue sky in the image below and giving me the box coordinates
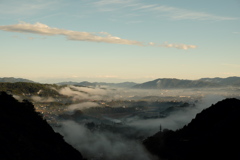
[0,0,240,83]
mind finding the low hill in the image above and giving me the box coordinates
[0,77,35,83]
[0,91,84,160]
[0,82,62,97]
[143,98,240,160]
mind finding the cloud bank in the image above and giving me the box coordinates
[0,22,197,50]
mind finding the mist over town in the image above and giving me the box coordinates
[1,0,239,159]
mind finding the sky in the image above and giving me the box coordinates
[0,0,240,83]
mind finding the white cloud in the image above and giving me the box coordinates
[148,42,155,46]
[160,43,197,50]
[149,42,197,50]
[0,22,197,50]
[0,22,142,46]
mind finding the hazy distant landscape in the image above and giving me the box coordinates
[1,77,240,159]
[1,0,239,159]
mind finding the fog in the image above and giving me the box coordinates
[57,85,237,102]
[55,120,157,160]
[127,95,225,136]
[13,95,23,102]
[59,87,91,100]
[67,102,100,114]
[53,86,230,159]
[30,85,239,160]
[70,85,107,96]
[31,95,55,102]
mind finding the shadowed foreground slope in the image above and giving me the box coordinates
[0,91,83,160]
[144,98,240,160]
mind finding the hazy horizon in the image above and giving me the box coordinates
[2,75,240,84]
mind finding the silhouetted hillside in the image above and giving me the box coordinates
[143,98,240,160]
[0,91,84,160]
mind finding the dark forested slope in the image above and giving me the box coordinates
[0,91,83,160]
[143,98,240,160]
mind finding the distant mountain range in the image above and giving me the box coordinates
[57,81,138,88]
[0,77,35,83]
[143,98,240,159]
[56,76,240,89]
[1,76,240,89]
[132,76,240,89]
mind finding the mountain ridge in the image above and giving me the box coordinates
[133,76,240,89]
[2,76,240,89]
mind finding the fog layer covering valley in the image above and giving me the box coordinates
[11,84,240,160]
